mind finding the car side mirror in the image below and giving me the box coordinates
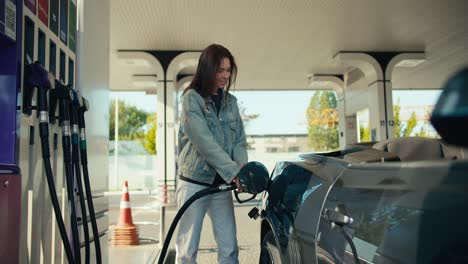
[431,67,468,147]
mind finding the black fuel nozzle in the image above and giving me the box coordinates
[76,94,89,163]
[68,86,81,143]
[48,81,72,132]
[49,81,73,124]
[49,82,74,160]
[233,161,270,204]
[48,80,60,124]
[22,62,54,117]
[77,95,89,129]
[23,62,54,155]
[68,87,83,163]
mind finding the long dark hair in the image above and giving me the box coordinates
[184,44,237,97]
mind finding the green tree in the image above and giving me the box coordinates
[109,99,149,140]
[404,112,418,137]
[360,125,370,142]
[393,103,402,137]
[393,102,424,138]
[306,91,339,151]
[415,126,428,137]
[143,113,157,154]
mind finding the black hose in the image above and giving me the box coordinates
[158,184,236,264]
[340,228,360,264]
[77,106,102,264]
[63,131,81,263]
[39,126,76,264]
[64,161,81,263]
[73,145,90,264]
[70,101,90,264]
[82,163,102,264]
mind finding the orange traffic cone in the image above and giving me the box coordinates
[111,181,139,246]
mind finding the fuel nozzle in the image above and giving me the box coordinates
[49,82,74,163]
[77,95,89,129]
[77,94,89,163]
[232,161,270,204]
[22,62,54,117]
[49,81,74,124]
[68,85,80,139]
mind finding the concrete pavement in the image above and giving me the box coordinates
[108,192,263,264]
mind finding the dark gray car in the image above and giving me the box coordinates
[258,138,468,263]
[256,68,468,264]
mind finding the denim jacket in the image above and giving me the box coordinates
[177,89,248,185]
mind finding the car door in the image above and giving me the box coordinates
[316,161,468,264]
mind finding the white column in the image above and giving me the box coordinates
[156,83,166,189]
[345,115,358,144]
[337,98,346,148]
[166,81,177,196]
[156,79,178,204]
[368,80,394,141]
[76,0,110,261]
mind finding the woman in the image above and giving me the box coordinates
[175,44,247,264]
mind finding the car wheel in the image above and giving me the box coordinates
[259,230,282,264]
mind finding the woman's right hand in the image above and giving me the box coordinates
[233,176,243,193]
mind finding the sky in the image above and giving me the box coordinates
[110,89,442,135]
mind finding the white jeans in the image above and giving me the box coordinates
[175,180,239,264]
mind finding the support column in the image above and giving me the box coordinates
[334,52,425,141]
[342,72,358,144]
[150,51,200,204]
[155,82,166,201]
[165,80,177,202]
[368,79,393,140]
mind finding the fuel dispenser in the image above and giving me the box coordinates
[1,1,104,262]
[1,1,22,263]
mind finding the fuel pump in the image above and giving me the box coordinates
[23,62,76,264]
[157,161,270,264]
[49,81,81,263]
[77,94,103,264]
